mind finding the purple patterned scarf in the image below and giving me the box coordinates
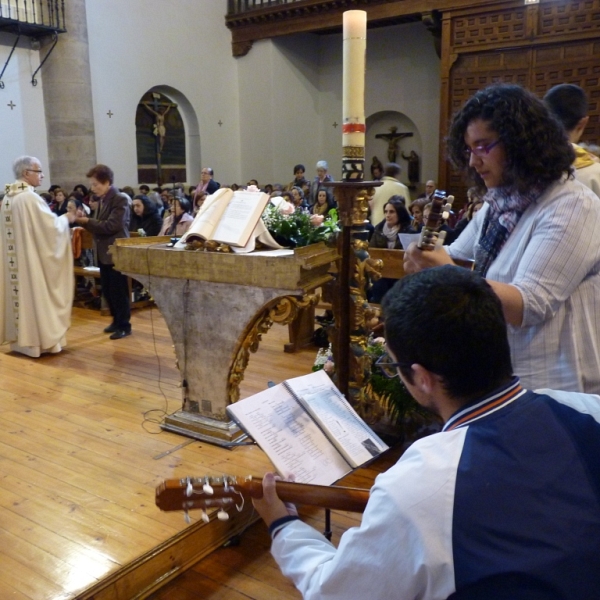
[474,186,544,276]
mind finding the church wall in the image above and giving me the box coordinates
[0,35,50,186]
[237,33,322,187]
[84,0,242,187]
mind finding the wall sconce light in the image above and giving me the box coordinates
[524,0,539,4]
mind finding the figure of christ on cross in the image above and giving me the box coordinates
[142,94,177,183]
[375,126,413,163]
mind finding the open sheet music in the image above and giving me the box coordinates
[226,370,388,485]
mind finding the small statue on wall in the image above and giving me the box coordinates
[401,150,420,186]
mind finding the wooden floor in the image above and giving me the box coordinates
[0,306,401,599]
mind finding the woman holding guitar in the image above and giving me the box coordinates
[404,83,600,394]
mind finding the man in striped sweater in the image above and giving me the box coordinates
[254,265,600,600]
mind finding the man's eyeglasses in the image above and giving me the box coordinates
[375,352,408,379]
[26,169,43,174]
[464,139,500,159]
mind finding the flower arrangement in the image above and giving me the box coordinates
[262,204,340,248]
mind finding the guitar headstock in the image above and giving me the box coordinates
[417,189,454,250]
[156,475,255,523]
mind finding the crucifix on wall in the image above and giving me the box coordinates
[142,93,178,184]
[375,126,413,163]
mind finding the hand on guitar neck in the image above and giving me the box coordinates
[404,189,455,274]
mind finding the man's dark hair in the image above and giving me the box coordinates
[139,184,150,193]
[543,83,588,133]
[382,266,513,401]
[86,164,114,185]
[293,164,305,174]
[384,163,401,178]
[446,83,574,195]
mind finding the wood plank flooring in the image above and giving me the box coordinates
[0,306,319,599]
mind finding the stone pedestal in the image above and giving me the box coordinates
[111,239,337,445]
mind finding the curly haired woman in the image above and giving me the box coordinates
[404,83,600,393]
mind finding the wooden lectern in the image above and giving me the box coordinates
[111,238,337,445]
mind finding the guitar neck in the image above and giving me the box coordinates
[245,479,369,513]
[155,476,370,514]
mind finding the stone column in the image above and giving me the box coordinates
[41,0,96,189]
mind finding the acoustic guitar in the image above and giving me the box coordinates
[417,189,454,250]
[156,475,369,522]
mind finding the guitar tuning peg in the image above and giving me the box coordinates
[186,480,193,497]
[201,510,210,523]
[217,509,229,521]
[202,477,214,495]
[184,511,191,524]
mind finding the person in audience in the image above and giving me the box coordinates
[159,197,193,237]
[290,186,308,210]
[253,265,600,599]
[263,184,274,195]
[75,163,132,340]
[0,156,75,357]
[67,197,86,221]
[310,189,336,218]
[408,198,427,232]
[138,184,150,195]
[54,188,69,215]
[544,83,600,197]
[422,201,454,245]
[73,184,90,205]
[417,179,436,202]
[448,196,484,244]
[193,167,220,202]
[404,83,600,393]
[368,196,413,302]
[309,160,334,205]
[193,190,207,215]
[369,196,411,250]
[130,194,163,236]
[369,162,411,226]
[287,164,308,191]
[147,191,164,217]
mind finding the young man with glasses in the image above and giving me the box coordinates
[253,265,600,599]
[0,156,76,357]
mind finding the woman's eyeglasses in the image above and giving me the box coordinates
[464,139,500,158]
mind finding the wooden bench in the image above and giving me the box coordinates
[73,229,153,314]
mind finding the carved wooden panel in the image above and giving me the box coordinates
[451,8,526,48]
[530,41,600,145]
[538,0,600,37]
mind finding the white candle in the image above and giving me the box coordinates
[342,10,366,150]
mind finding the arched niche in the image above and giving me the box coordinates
[366,111,422,190]
[135,85,200,186]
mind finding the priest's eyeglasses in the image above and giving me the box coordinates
[26,169,43,174]
[375,352,407,379]
[464,139,501,158]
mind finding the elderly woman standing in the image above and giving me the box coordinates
[308,160,334,206]
[405,83,600,393]
[75,164,131,339]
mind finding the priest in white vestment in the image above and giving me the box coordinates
[0,156,75,357]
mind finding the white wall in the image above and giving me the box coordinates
[0,34,49,186]
[0,6,441,191]
[85,0,241,187]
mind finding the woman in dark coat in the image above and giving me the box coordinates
[130,194,163,236]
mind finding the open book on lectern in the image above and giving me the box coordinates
[176,188,284,253]
[226,370,389,486]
